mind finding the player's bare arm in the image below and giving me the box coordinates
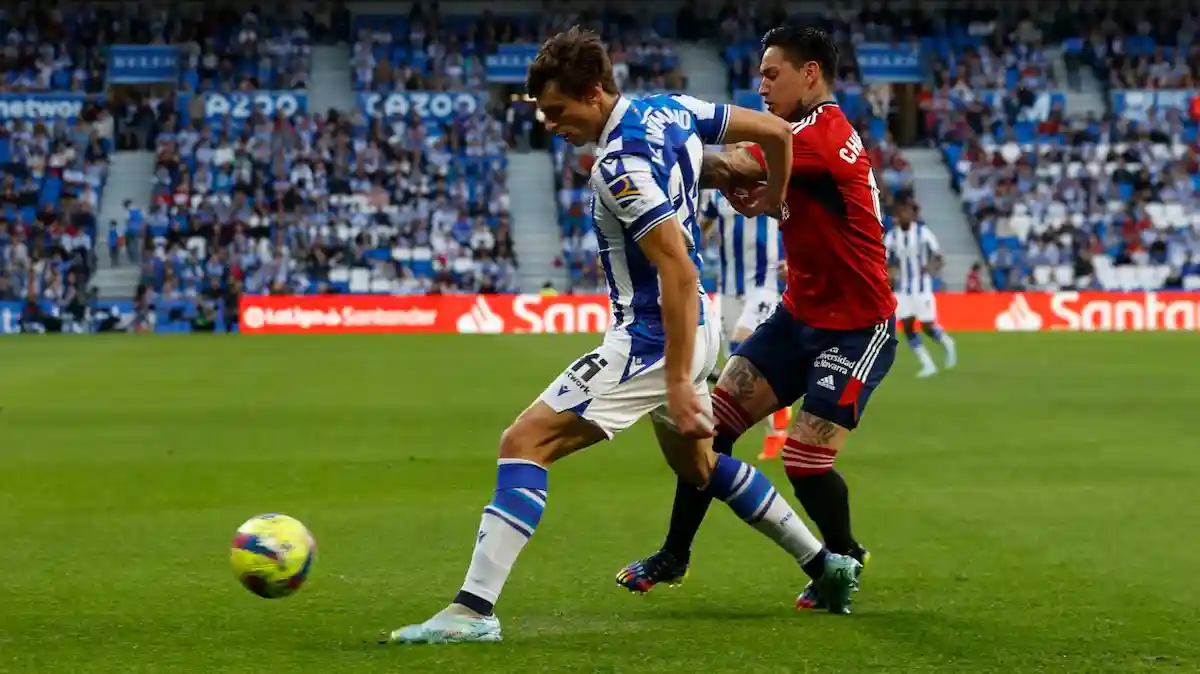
[698,146,766,190]
[717,107,793,207]
[698,148,784,219]
[924,252,945,276]
[635,219,713,443]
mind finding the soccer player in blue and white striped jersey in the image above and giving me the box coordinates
[700,186,791,459]
[386,27,861,646]
[884,200,957,378]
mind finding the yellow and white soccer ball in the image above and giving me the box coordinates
[230,513,316,599]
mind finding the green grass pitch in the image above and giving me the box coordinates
[1,333,1197,673]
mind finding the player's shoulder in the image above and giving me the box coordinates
[626,94,711,134]
[660,93,723,120]
[590,152,657,203]
[810,104,873,173]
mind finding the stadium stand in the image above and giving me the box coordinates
[0,6,113,329]
[936,11,1200,292]
[128,5,518,335]
[346,10,521,294]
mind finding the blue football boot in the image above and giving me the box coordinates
[616,549,689,594]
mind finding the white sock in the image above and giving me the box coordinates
[456,459,547,609]
[938,332,956,353]
[912,343,937,371]
[706,454,823,565]
[748,491,824,565]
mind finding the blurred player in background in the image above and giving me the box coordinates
[388,27,863,645]
[618,25,895,613]
[700,184,791,460]
[884,199,957,378]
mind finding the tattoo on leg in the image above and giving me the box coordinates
[720,358,764,406]
[795,411,839,446]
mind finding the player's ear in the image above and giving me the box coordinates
[586,82,605,105]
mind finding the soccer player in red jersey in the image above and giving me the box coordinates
[616,26,898,612]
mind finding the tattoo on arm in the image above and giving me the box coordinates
[795,411,840,446]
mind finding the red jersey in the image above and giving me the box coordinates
[747,102,896,330]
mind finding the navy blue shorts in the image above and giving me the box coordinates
[735,309,897,430]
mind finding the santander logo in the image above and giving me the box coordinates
[992,292,1200,332]
[1047,292,1200,331]
[994,294,1043,331]
[455,297,505,334]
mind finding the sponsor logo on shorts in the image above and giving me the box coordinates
[814,346,857,375]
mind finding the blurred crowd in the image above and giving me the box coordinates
[931,7,1200,291]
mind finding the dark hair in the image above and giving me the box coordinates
[761,26,839,85]
[526,26,618,99]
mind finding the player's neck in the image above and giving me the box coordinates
[795,90,836,118]
[593,93,620,144]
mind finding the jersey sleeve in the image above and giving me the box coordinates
[594,154,676,241]
[744,123,828,177]
[669,94,731,145]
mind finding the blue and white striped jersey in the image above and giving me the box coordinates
[884,222,941,295]
[590,94,730,339]
[701,189,781,297]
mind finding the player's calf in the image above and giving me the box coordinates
[920,322,956,369]
[661,358,776,555]
[617,359,779,594]
[654,418,859,606]
[390,403,607,644]
[781,411,861,557]
[901,317,937,377]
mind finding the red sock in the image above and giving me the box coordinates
[781,439,838,477]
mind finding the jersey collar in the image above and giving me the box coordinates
[598,96,631,145]
[789,99,839,122]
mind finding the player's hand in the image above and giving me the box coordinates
[667,380,716,439]
[724,185,772,218]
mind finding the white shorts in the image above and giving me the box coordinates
[895,292,938,323]
[719,287,780,338]
[538,301,722,439]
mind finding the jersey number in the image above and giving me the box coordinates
[867,170,884,236]
[570,353,609,382]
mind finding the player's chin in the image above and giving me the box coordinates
[764,101,790,119]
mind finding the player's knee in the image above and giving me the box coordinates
[901,320,918,340]
[498,418,561,466]
[497,423,535,461]
[921,322,943,338]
